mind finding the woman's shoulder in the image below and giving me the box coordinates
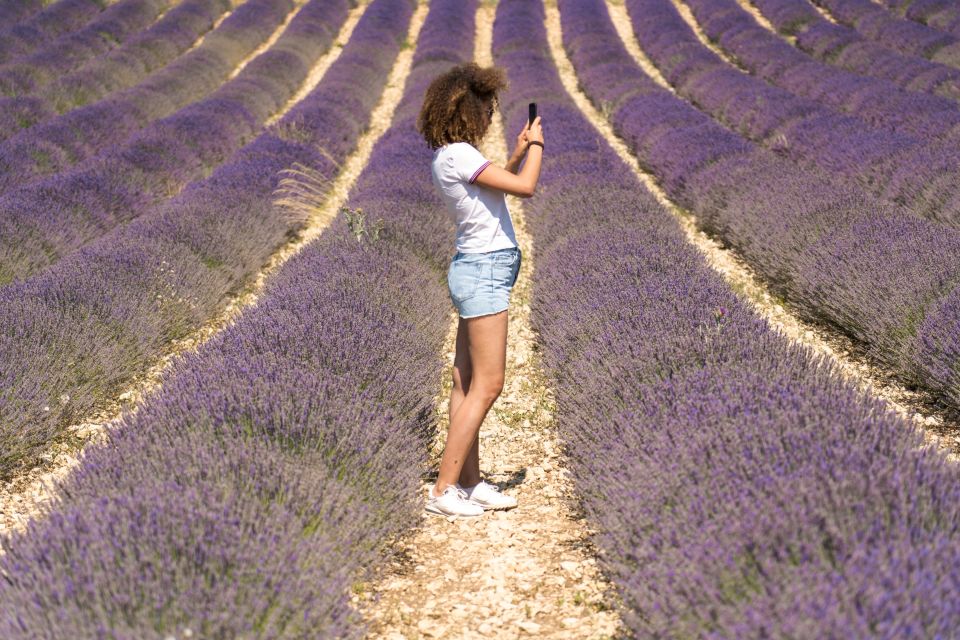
[437,141,479,153]
[431,144,456,177]
[434,141,475,163]
[432,142,484,180]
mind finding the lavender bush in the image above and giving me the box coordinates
[625,0,960,228]
[751,0,960,97]
[0,0,359,285]
[0,0,46,31]
[0,0,463,496]
[563,0,960,457]
[0,0,477,635]
[809,0,960,63]
[0,0,171,99]
[495,0,960,635]
[0,0,108,65]
[0,0,414,481]
[684,0,960,142]
[0,0,231,136]
[0,0,292,186]
[888,0,960,35]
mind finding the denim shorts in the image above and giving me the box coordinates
[447,246,522,318]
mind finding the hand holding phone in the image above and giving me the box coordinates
[511,103,543,166]
[526,119,543,147]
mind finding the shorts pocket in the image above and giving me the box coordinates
[448,259,483,303]
[493,250,519,266]
[491,250,520,289]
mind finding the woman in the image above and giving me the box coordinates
[417,63,544,517]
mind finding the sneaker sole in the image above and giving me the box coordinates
[469,500,518,511]
[424,504,484,518]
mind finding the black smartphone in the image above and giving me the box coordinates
[528,102,538,125]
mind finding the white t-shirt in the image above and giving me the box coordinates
[430,141,519,253]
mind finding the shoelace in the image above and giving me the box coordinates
[470,481,500,495]
[430,485,470,501]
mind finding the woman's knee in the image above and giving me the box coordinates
[472,376,504,404]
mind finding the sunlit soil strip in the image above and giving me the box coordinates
[141,0,174,32]
[669,0,754,70]
[166,0,354,203]
[227,0,306,80]
[267,0,370,125]
[183,1,237,54]
[0,0,424,542]
[737,0,799,43]
[607,0,677,91]
[355,4,624,639]
[553,1,960,462]
[808,0,841,24]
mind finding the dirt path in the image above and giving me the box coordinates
[666,0,754,71]
[735,0,798,43]
[0,0,422,540]
[227,1,307,80]
[183,2,238,54]
[266,0,369,126]
[808,0,841,24]
[553,1,960,461]
[352,5,624,639]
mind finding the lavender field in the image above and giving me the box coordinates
[1,0,959,637]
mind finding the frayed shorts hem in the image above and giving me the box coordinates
[459,304,509,319]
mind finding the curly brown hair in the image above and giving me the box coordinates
[417,62,508,150]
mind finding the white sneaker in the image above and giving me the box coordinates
[425,484,485,517]
[456,480,518,510]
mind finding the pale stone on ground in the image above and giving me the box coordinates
[353,4,624,639]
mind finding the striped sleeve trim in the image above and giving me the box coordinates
[468,160,491,183]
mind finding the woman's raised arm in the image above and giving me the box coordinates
[475,116,543,198]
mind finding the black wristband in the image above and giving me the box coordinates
[527,140,544,149]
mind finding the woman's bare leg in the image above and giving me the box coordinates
[433,309,508,496]
[448,318,481,487]
[459,432,481,488]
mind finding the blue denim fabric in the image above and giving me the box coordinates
[447,246,522,318]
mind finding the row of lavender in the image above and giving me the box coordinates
[0,0,231,138]
[0,0,46,29]
[0,0,266,190]
[0,0,312,286]
[596,0,960,441]
[0,0,109,65]
[750,0,960,98]
[0,0,363,481]
[809,0,960,61]
[497,0,960,635]
[880,0,960,35]
[0,0,171,98]
[628,0,960,229]
[684,0,960,144]
[0,0,472,634]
